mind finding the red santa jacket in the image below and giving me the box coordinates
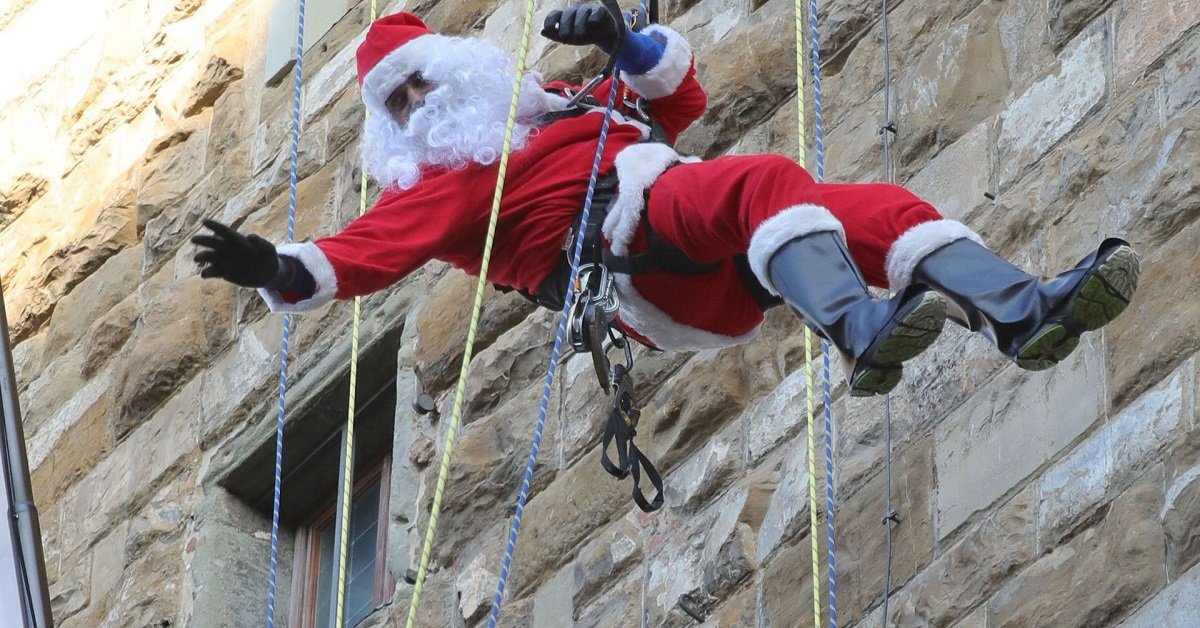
[260,25,736,349]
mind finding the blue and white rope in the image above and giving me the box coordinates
[486,77,623,628]
[808,0,837,625]
[266,0,305,625]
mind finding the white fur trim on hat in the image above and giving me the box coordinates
[600,144,752,351]
[257,242,339,313]
[619,25,693,100]
[360,33,450,119]
[746,205,846,295]
[885,219,984,289]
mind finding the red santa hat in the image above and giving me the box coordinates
[356,12,449,118]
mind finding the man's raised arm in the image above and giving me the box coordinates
[542,4,706,142]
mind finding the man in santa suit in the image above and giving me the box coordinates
[193,6,1139,396]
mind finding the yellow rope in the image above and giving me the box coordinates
[795,0,822,625]
[405,0,539,624]
[332,3,379,625]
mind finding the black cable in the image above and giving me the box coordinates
[879,0,898,625]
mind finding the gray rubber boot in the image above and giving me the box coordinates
[911,237,1140,370]
[768,231,948,396]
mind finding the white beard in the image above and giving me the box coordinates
[360,37,552,190]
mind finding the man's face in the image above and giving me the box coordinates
[385,73,436,128]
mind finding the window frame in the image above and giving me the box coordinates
[288,455,395,628]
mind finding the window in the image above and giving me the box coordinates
[264,0,361,84]
[291,458,395,628]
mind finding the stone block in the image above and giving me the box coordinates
[890,487,1036,627]
[676,0,796,158]
[1116,562,1200,627]
[998,0,1056,94]
[1108,110,1200,249]
[645,487,758,624]
[183,55,244,117]
[430,382,560,567]
[1162,31,1200,120]
[643,347,760,474]
[505,439,631,598]
[1038,361,1190,546]
[534,564,576,624]
[411,269,536,394]
[756,439,810,563]
[906,122,992,222]
[996,26,1105,190]
[1163,457,1200,578]
[894,3,1008,168]
[837,436,935,621]
[760,535,831,628]
[30,389,112,505]
[1107,219,1200,408]
[576,570,644,628]
[457,545,500,624]
[935,334,1103,540]
[463,309,555,419]
[836,323,1009,497]
[700,581,757,628]
[113,278,232,438]
[137,127,209,232]
[197,325,275,448]
[80,293,141,378]
[1048,0,1116,51]
[23,347,90,451]
[742,367,817,466]
[421,0,503,33]
[664,423,741,513]
[89,521,128,605]
[326,83,366,159]
[987,470,1168,627]
[48,548,90,623]
[1115,0,1200,83]
[572,514,642,611]
[302,29,363,126]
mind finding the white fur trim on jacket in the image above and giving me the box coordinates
[746,205,846,295]
[360,34,448,119]
[257,242,339,313]
[619,25,693,100]
[885,219,984,289]
[601,143,756,351]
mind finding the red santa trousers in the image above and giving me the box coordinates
[607,152,982,350]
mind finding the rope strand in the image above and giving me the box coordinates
[878,1,898,625]
[266,0,305,625]
[808,0,837,625]
[795,0,825,625]
[404,0,541,622]
[486,76,622,628]
[332,2,380,623]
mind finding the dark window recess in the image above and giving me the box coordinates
[302,468,390,628]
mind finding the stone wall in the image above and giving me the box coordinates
[4,0,1198,626]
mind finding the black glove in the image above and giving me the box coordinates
[191,219,290,289]
[541,4,620,50]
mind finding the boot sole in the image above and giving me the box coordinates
[849,291,948,397]
[1015,245,1140,371]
